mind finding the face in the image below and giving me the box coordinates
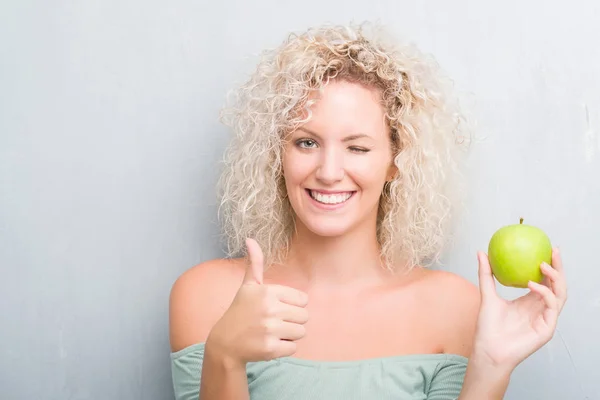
[282,80,396,238]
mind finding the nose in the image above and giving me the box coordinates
[315,147,344,184]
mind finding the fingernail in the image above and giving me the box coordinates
[543,262,554,271]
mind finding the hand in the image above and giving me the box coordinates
[471,247,567,372]
[206,238,309,367]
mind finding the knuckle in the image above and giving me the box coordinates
[262,285,275,299]
[266,302,281,317]
[286,342,298,356]
[262,338,279,359]
[265,284,279,297]
[261,337,273,352]
[260,298,277,315]
[262,317,277,334]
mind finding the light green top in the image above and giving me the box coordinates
[170,343,468,400]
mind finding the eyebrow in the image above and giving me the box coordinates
[297,127,372,142]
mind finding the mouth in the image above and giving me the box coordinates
[306,189,356,206]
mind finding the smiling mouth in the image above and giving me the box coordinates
[306,189,355,205]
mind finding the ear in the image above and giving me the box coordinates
[386,162,398,182]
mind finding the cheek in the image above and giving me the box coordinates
[282,152,312,184]
[348,158,390,189]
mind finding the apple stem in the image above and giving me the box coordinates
[520,217,524,224]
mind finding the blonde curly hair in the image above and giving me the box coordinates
[217,22,472,271]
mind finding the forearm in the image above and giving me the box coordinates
[458,354,513,400]
[199,342,250,400]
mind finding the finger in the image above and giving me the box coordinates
[477,251,497,302]
[276,304,309,324]
[244,238,264,285]
[552,248,567,300]
[272,285,309,307]
[268,339,297,359]
[541,261,567,311]
[528,281,558,326]
[528,281,557,310]
[274,321,307,341]
[551,247,564,274]
[540,262,558,289]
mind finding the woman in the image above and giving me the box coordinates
[169,22,567,399]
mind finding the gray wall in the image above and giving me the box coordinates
[1,0,598,399]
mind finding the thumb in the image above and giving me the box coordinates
[243,238,264,285]
[477,251,497,302]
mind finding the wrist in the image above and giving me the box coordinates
[466,352,513,381]
[205,334,246,372]
[459,351,513,400]
[469,345,518,376]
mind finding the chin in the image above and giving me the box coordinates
[296,216,356,238]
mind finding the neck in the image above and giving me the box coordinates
[285,219,394,288]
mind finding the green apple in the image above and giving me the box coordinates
[488,218,552,288]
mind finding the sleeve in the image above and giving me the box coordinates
[170,343,205,400]
[426,355,468,400]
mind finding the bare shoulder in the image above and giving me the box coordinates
[421,269,481,357]
[169,257,246,352]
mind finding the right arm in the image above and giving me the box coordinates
[199,339,251,400]
[169,239,309,400]
[169,258,250,400]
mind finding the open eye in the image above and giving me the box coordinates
[296,138,318,149]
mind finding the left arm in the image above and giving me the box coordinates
[457,354,512,400]
[457,248,567,400]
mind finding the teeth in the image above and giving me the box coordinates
[310,190,352,204]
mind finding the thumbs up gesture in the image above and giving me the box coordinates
[206,239,309,367]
